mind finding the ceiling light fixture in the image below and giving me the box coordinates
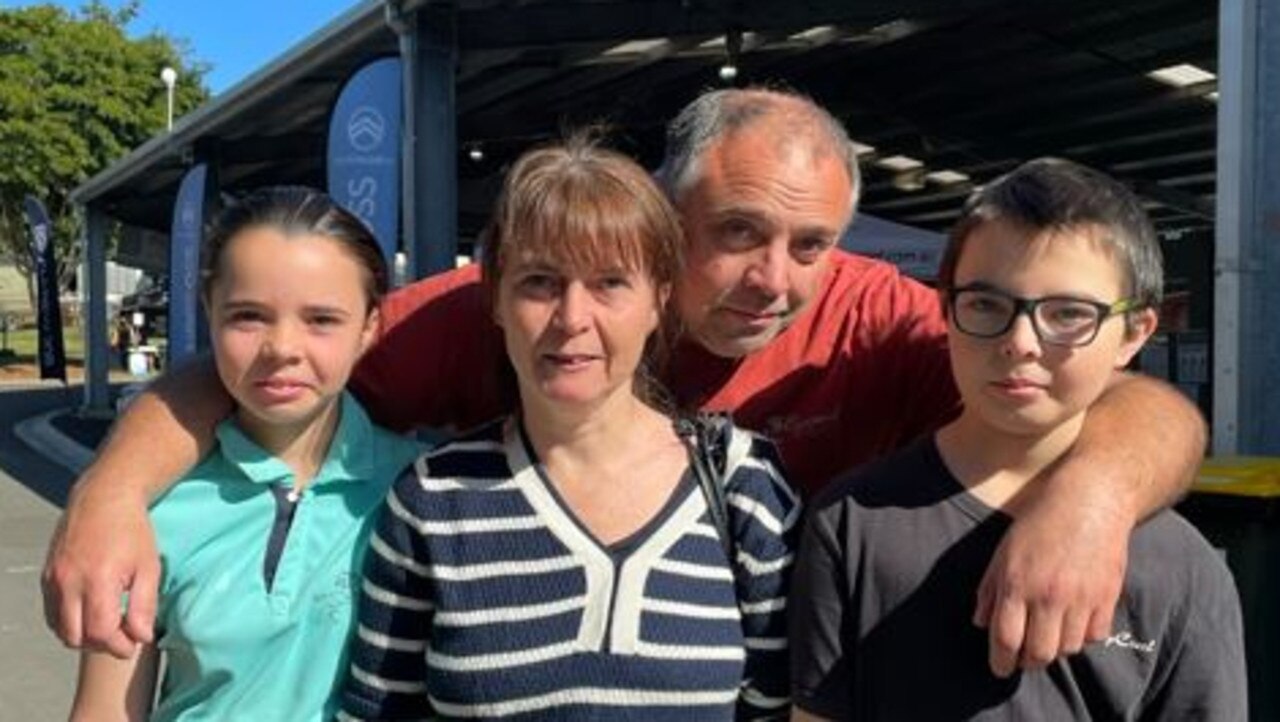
[1147,63,1216,88]
[875,155,924,172]
[925,169,970,186]
[891,167,928,192]
[719,28,742,83]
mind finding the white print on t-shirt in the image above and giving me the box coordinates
[1104,631,1157,654]
[764,411,839,440]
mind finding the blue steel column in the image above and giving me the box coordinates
[407,3,458,279]
[82,204,110,414]
[1214,0,1280,453]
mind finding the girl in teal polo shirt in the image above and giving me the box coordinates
[70,187,422,721]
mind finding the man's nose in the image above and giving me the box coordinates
[742,240,789,298]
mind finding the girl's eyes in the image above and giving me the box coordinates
[226,310,265,324]
[308,312,346,325]
[222,310,347,328]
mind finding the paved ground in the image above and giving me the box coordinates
[0,384,94,720]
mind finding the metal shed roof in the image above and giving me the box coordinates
[73,0,1218,238]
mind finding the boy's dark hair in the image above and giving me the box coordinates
[201,186,389,311]
[938,158,1163,310]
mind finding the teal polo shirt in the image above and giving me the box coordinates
[148,392,423,722]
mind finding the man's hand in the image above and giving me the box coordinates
[974,373,1205,677]
[43,478,159,658]
[974,468,1134,677]
[40,357,230,657]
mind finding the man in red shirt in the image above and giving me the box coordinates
[45,88,1204,680]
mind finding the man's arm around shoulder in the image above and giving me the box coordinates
[977,372,1206,676]
[43,357,230,657]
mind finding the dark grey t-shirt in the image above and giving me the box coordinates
[790,436,1247,721]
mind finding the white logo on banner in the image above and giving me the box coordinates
[32,225,48,255]
[348,106,386,152]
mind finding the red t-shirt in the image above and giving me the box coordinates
[350,251,959,495]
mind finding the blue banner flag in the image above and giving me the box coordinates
[21,195,67,381]
[168,163,209,366]
[327,56,402,263]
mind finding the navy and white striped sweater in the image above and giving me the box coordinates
[341,418,800,720]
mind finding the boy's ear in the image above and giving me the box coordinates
[1114,307,1159,368]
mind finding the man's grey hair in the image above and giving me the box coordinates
[655,87,862,211]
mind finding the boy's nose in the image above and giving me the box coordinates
[1000,312,1044,359]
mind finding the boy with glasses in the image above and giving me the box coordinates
[790,158,1245,720]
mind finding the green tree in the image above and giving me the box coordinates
[0,1,208,309]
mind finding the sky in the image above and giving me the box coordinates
[3,0,361,94]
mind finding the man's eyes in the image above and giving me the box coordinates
[716,219,763,247]
[792,236,833,261]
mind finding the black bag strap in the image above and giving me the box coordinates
[675,412,734,559]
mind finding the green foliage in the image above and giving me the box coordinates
[0,1,209,303]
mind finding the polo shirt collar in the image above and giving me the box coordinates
[215,392,377,487]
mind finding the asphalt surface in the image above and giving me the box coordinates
[0,384,94,720]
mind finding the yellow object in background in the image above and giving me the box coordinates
[1193,457,1280,498]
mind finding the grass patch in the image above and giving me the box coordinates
[0,326,86,365]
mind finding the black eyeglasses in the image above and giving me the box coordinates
[947,284,1142,348]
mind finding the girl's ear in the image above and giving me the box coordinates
[358,306,381,357]
[1115,307,1159,368]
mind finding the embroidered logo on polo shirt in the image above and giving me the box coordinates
[1104,631,1157,654]
[316,572,355,622]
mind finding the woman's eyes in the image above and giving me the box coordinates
[517,273,633,295]
[595,275,632,291]
[518,274,560,294]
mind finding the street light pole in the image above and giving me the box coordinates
[160,66,177,131]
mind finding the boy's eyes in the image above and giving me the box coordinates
[960,294,1010,314]
[1043,302,1098,325]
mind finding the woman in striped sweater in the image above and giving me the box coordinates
[340,135,799,721]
